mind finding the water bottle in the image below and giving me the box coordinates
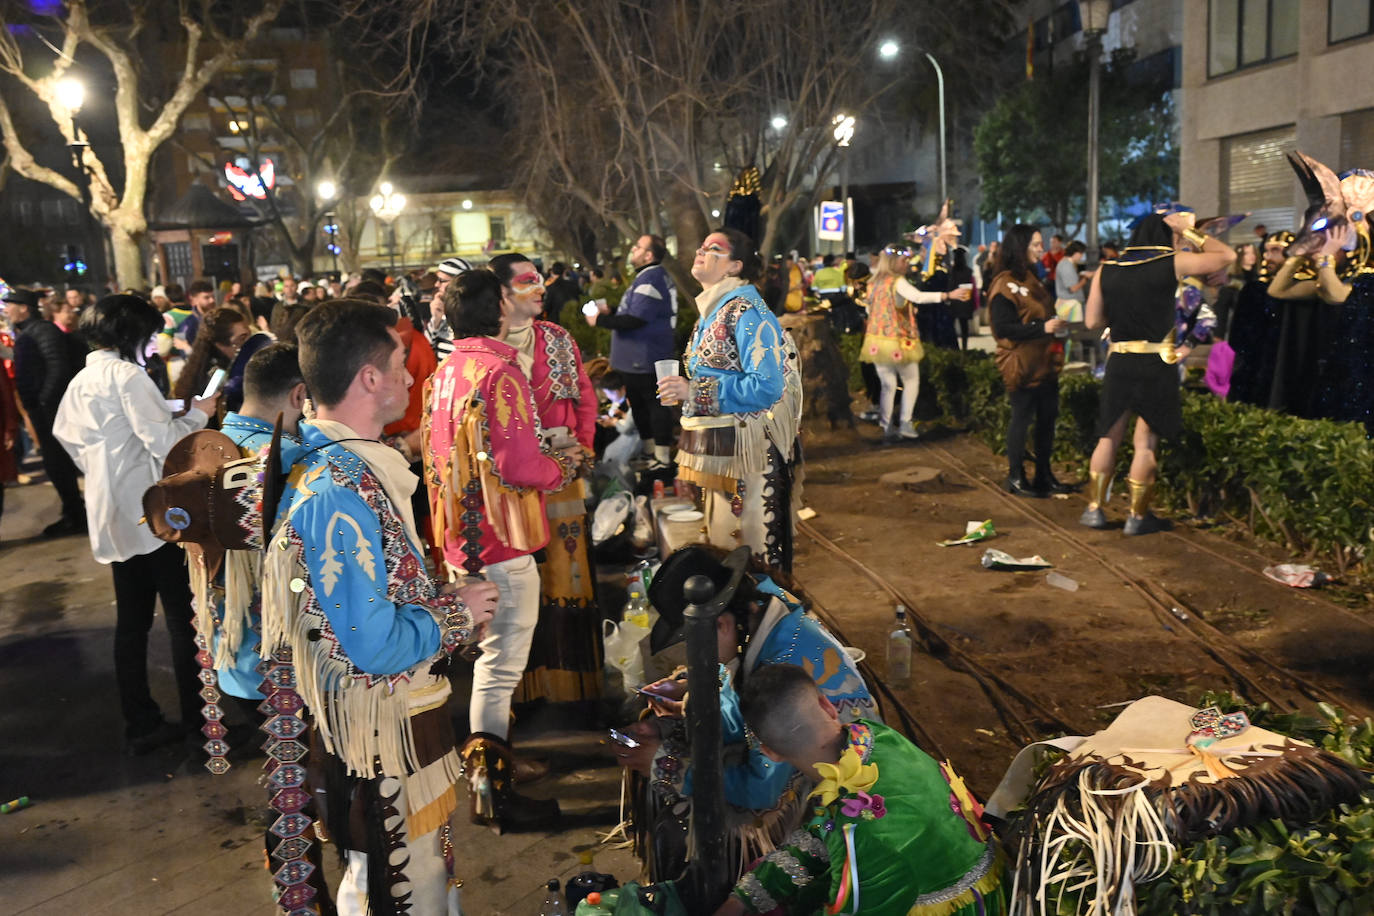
[887,605,912,683]
[623,589,650,629]
[540,878,568,915]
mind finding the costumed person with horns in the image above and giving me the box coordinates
[423,269,577,832]
[655,228,803,572]
[613,546,877,883]
[1080,210,1236,534]
[714,664,1006,916]
[259,300,500,915]
[485,252,605,713]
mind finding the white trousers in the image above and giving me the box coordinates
[876,361,921,427]
[470,553,541,738]
[337,845,463,915]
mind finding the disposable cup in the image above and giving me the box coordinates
[655,359,681,406]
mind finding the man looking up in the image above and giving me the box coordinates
[261,300,498,914]
[587,233,677,470]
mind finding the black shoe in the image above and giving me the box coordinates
[42,516,87,539]
[1005,476,1047,498]
[1033,473,1076,495]
[124,720,185,756]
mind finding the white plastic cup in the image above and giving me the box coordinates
[1045,571,1079,592]
[582,301,599,317]
[655,359,681,405]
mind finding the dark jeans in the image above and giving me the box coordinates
[621,370,675,447]
[109,542,202,738]
[35,423,85,521]
[1006,377,1059,480]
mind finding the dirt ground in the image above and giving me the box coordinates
[790,419,1374,796]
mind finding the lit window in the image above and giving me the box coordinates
[289,69,317,90]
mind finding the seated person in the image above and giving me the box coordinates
[716,664,1006,916]
[594,369,640,476]
[614,546,876,881]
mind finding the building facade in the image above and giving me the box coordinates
[1180,0,1374,240]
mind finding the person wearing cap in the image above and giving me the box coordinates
[426,256,472,358]
[613,545,876,883]
[4,287,87,537]
[53,294,220,753]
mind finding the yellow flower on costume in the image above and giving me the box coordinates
[810,746,879,807]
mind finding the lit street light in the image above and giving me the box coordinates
[54,75,99,283]
[55,77,85,112]
[317,180,339,278]
[771,115,788,131]
[833,114,857,251]
[369,182,407,275]
[879,39,899,60]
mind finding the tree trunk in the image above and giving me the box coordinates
[780,312,854,428]
[109,220,147,290]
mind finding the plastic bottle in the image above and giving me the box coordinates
[574,889,621,915]
[887,605,912,683]
[623,590,651,629]
[540,878,568,915]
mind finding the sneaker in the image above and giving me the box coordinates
[897,421,920,440]
[859,408,881,423]
[1078,506,1109,529]
[644,458,674,473]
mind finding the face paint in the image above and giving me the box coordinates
[696,244,729,258]
[509,272,545,295]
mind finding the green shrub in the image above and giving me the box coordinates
[835,341,1374,574]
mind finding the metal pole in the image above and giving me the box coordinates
[925,53,947,205]
[327,210,339,278]
[839,151,850,256]
[388,221,397,275]
[1085,32,1102,265]
[683,572,727,905]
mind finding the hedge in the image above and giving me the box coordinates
[838,336,1374,576]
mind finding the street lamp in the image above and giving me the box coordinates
[55,76,99,284]
[771,115,788,131]
[833,114,857,252]
[877,43,948,219]
[369,182,406,275]
[1079,0,1111,264]
[879,39,899,60]
[317,180,339,279]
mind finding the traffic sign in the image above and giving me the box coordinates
[818,200,845,241]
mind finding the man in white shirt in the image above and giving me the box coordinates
[54,294,220,754]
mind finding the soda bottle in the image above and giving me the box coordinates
[887,605,912,683]
[540,878,568,915]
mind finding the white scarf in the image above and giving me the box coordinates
[309,418,424,555]
[501,324,536,379]
[694,276,748,319]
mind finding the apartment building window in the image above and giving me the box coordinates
[1340,108,1374,170]
[1221,126,1298,240]
[1208,0,1299,77]
[1330,0,1374,42]
[488,216,507,248]
[289,69,316,90]
[182,113,211,132]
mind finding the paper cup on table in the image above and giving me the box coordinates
[655,359,681,405]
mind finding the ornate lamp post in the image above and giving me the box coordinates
[833,113,856,252]
[55,77,97,281]
[369,182,406,275]
[317,179,339,279]
[1079,0,1111,264]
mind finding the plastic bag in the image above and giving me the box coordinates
[603,617,650,688]
[593,492,634,544]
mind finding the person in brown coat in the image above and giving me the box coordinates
[986,225,1071,498]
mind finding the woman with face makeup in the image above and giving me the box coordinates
[486,253,604,713]
[658,228,802,573]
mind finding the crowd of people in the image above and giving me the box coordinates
[4,180,1369,914]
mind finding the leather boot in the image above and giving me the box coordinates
[460,733,560,833]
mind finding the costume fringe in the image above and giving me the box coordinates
[189,549,214,655]
[217,549,257,666]
[911,848,1007,916]
[1007,745,1370,915]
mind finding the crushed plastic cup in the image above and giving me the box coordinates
[1045,571,1079,592]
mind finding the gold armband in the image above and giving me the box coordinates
[1180,227,1207,250]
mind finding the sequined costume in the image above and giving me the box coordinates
[639,579,877,883]
[677,279,803,572]
[261,420,479,916]
[730,721,1006,916]
[506,320,604,705]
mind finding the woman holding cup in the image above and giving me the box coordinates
[656,229,802,573]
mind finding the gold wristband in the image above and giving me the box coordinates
[1315,254,1335,270]
[1180,227,1207,249]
